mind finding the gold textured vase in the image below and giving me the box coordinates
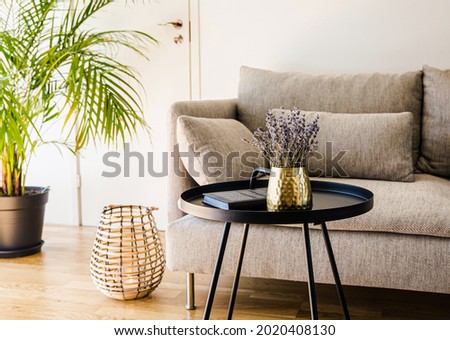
[267,167,312,211]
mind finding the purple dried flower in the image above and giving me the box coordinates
[244,108,320,167]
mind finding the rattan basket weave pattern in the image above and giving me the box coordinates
[90,205,165,300]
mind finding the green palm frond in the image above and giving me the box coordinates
[0,0,156,195]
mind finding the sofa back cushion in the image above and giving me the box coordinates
[176,116,266,185]
[417,65,450,177]
[237,66,423,166]
[309,111,414,182]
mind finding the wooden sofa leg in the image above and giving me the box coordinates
[185,272,196,310]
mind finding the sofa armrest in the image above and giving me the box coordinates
[168,99,238,222]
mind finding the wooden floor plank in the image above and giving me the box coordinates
[0,225,448,320]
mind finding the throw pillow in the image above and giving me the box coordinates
[270,110,414,182]
[238,66,423,166]
[176,116,266,185]
[417,65,450,177]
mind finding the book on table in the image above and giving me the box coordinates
[202,187,267,210]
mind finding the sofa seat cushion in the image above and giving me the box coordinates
[313,174,450,238]
[174,174,449,238]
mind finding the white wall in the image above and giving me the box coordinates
[196,0,450,99]
[27,145,78,225]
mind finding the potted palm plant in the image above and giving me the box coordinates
[0,0,155,257]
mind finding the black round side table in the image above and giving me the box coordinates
[179,179,374,320]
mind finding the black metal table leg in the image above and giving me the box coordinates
[203,221,231,320]
[321,222,350,319]
[303,223,319,320]
[227,223,250,320]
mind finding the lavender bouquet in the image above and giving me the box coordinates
[245,108,320,168]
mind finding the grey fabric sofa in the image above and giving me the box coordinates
[166,66,450,309]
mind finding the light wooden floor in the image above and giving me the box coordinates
[0,225,448,320]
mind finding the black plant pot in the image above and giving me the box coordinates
[0,187,49,258]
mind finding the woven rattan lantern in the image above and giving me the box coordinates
[90,205,165,300]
